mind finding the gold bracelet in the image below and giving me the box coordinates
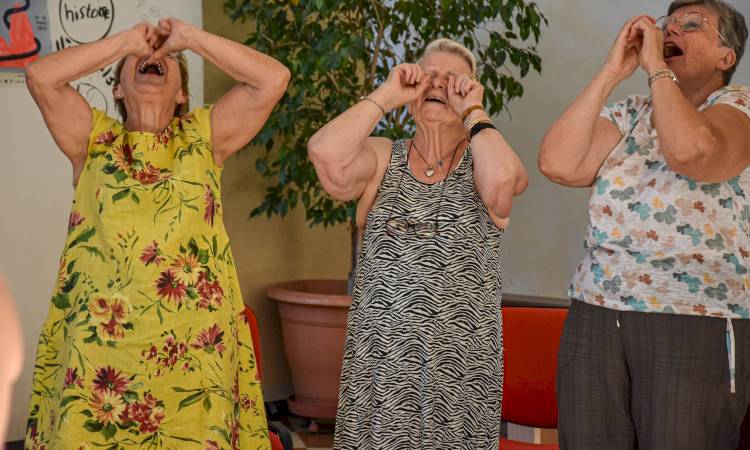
[648,69,678,88]
[359,96,386,117]
[465,116,492,133]
[461,104,484,122]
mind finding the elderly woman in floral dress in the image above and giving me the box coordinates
[23,18,289,449]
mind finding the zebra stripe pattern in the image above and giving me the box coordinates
[335,139,504,450]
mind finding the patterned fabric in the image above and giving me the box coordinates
[570,85,750,319]
[25,107,269,450]
[556,301,750,450]
[335,140,504,450]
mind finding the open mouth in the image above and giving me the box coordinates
[663,42,684,59]
[138,60,165,76]
[425,95,446,104]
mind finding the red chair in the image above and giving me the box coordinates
[499,306,568,449]
[243,305,293,450]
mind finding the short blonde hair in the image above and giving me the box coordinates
[420,38,477,76]
[113,52,190,121]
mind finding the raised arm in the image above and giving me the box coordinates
[151,18,290,166]
[538,16,649,187]
[630,17,750,183]
[25,23,157,180]
[447,74,528,223]
[307,64,431,201]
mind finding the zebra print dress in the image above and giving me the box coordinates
[335,139,504,450]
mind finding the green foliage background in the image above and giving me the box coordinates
[225,0,546,227]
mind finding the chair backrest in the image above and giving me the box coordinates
[243,305,263,381]
[501,306,568,429]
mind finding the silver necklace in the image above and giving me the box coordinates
[411,139,464,178]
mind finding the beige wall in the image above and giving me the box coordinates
[201,2,351,402]
[201,0,750,401]
[500,0,750,298]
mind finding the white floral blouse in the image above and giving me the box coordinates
[570,85,750,320]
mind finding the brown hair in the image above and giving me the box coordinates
[112,52,190,121]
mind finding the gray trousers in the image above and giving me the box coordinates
[556,300,750,450]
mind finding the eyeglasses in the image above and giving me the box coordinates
[386,218,438,238]
[656,12,728,45]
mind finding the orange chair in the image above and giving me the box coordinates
[499,306,568,449]
[243,305,293,450]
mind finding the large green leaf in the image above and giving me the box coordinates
[177,391,205,411]
[84,419,103,432]
[52,293,71,309]
[69,227,96,248]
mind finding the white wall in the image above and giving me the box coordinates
[0,1,203,442]
[500,0,750,298]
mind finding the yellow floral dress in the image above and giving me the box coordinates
[25,107,270,450]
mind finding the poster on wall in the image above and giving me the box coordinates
[0,0,203,116]
[0,1,52,77]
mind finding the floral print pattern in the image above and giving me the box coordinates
[26,107,269,449]
[570,85,750,319]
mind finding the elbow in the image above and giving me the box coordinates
[307,140,355,202]
[538,149,565,182]
[509,160,529,196]
[307,133,325,164]
[278,65,291,90]
[537,135,560,177]
[325,186,357,202]
[515,171,529,196]
[538,154,590,187]
[491,197,513,220]
[318,172,357,202]
[486,178,518,219]
[537,136,591,186]
[24,62,43,92]
[664,126,716,174]
[270,65,291,99]
[24,61,60,97]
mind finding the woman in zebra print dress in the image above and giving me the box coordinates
[308,38,528,449]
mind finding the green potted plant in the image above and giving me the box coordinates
[225,0,546,422]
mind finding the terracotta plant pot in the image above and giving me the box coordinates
[267,279,351,420]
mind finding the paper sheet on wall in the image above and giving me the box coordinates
[0,0,203,116]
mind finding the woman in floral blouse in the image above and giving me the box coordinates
[540,1,749,449]
[23,18,289,449]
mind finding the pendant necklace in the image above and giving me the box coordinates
[411,139,465,178]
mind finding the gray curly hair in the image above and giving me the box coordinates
[668,0,748,84]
